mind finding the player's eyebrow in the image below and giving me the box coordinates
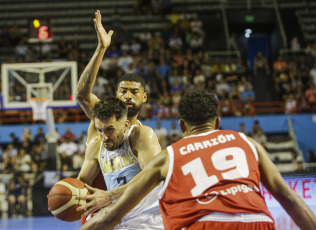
[119,87,140,90]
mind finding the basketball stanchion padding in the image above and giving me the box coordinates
[47,178,89,222]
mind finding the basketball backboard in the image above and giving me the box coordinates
[1,61,78,110]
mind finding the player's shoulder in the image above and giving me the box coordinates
[132,124,155,135]
[85,135,101,159]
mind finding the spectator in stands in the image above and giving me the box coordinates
[8,172,28,217]
[229,84,242,102]
[228,32,239,51]
[190,32,204,53]
[10,133,20,148]
[57,37,69,59]
[13,148,32,173]
[30,144,45,172]
[252,128,267,149]
[305,83,316,103]
[3,147,15,173]
[253,51,269,75]
[168,121,182,144]
[167,10,180,27]
[156,58,171,80]
[290,36,300,51]
[105,45,122,58]
[212,58,225,74]
[33,127,46,145]
[58,137,78,170]
[15,39,29,61]
[190,14,203,35]
[139,29,152,51]
[251,120,262,137]
[92,79,106,98]
[307,150,316,163]
[120,41,130,54]
[72,149,84,171]
[117,51,133,74]
[130,39,141,56]
[61,127,76,142]
[21,127,33,144]
[284,94,297,114]
[192,68,206,88]
[168,32,183,52]
[273,55,287,73]
[239,123,248,135]
[241,84,255,102]
[309,62,316,87]
[154,122,168,149]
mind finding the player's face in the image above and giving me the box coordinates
[95,117,129,151]
[117,81,147,118]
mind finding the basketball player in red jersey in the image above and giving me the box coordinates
[78,90,316,230]
[75,10,162,226]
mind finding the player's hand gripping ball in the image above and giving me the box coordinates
[47,178,89,222]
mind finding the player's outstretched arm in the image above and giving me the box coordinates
[79,150,169,230]
[131,125,162,169]
[249,137,316,230]
[77,136,100,185]
[76,10,113,119]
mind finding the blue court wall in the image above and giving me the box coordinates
[0,114,315,160]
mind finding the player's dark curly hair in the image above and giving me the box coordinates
[178,90,218,125]
[92,96,128,122]
[117,73,146,91]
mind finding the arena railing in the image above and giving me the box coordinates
[0,101,315,124]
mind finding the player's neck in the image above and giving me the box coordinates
[128,116,139,126]
[188,124,216,136]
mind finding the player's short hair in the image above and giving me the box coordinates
[178,90,218,125]
[92,96,128,122]
[116,73,146,91]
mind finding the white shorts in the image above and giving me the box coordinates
[115,183,164,229]
[115,212,163,230]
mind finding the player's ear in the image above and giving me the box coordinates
[142,91,147,103]
[215,116,221,130]
[179,119,186,133]
[124,119,130,133]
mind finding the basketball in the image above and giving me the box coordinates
[47,178,89,222]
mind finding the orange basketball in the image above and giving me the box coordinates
[47,178,89,222]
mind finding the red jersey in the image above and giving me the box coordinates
[159,130,274,230]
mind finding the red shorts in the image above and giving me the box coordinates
[187,221,276,230]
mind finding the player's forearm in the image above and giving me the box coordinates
[100,168,162,228]
[76,47,106,102]
[275,189,316,230]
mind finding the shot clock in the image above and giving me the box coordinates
[28,18,53,43]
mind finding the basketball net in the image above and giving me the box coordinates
[29,97,50,121]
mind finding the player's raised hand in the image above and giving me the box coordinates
[93,10,113,49]
[76,184,112,217]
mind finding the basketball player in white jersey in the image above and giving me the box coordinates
[75,10,164,228]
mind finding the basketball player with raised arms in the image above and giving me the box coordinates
[78,90,316,230]
[75,10,163,228]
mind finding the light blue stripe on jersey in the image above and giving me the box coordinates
[104,162,142,190]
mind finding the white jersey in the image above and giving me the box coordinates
[96,123,163,229]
